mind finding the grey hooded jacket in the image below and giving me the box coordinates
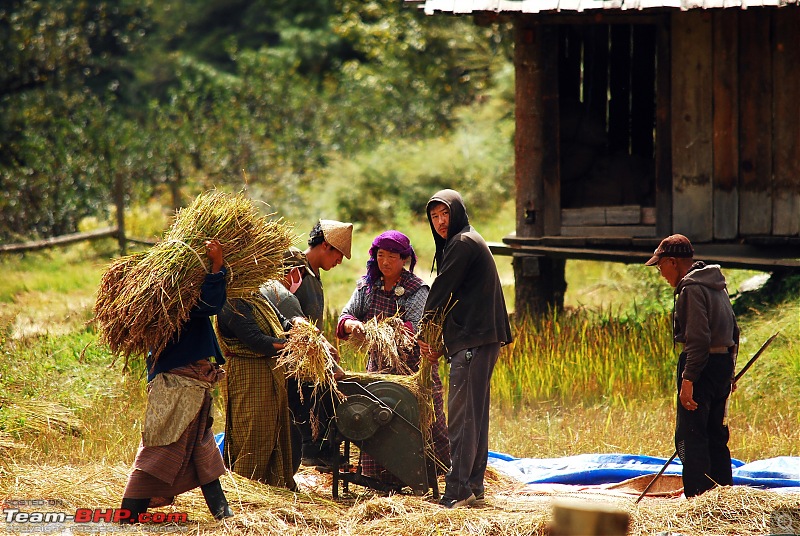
[674,261,738,382]
[424,189,512,356]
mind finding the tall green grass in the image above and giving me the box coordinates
[493,310,674,408]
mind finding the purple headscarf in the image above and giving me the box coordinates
[365,230,417,285]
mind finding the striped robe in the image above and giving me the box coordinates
[216,296,295,489]
[123,360,225,505]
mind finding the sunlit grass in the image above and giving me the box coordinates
[1,221,797,475]
[492,311,675,407]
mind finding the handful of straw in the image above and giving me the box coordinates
[413,297,455,470]
[277,321,343,403]
[415,296,456,357]
[92,190,295,365]
[346,315,415,374]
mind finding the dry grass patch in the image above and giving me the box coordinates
[1,461,797,535]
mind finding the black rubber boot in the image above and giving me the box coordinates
[120,497,150,524]
[201,479,233,519]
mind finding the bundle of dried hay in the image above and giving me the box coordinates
[278,321,343,403]
[345,315,415,375]
[0,430,22,450]
[92,190,295,365]
[1,398,84,437]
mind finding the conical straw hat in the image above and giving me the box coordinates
[319,220,353,259]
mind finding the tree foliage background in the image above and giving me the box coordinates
[0,0,514,242]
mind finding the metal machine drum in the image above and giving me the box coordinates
[335,394,381,441]
[332,378,438,498]
[364,381,419,424]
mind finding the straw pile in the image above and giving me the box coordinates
[92,190,295,364]
[631,485,800,535]
[3,460,795,536]
[0,399,84,437]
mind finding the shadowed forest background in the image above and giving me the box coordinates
[1,0,515,242]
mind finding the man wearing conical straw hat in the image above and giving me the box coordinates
[419,189,513,509]
[290,219,353,466]
[293,219,353,326]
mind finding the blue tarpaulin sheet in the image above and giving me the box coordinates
[487,452,800,489]
[218,430,800,490]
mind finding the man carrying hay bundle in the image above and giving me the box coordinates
[95,190,296,522]
[120,239,233,522]
[336,230,451,486]
[418,189,512,509]
[290,219,353,466]
[646,234,739,498]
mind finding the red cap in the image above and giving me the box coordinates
[645,234,694,266]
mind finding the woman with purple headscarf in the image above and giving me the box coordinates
[337,230,451,486]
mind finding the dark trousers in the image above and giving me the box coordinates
[675,351,734,497]
[443,342,500,501]
[287,379,335,464]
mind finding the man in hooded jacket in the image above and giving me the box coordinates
[419,189,512,508]
[646,234,739,498]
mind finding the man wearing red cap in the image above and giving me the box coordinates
[646,234,739,498]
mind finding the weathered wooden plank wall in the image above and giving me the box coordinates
[511,8,799,243]
[772,9,800,236]
[712,10,739,240]
[585,26,609,127]
[631,26,656,161]
[655,22,672,237]
[559,27,582,104]
[671,12,713,241]
[608,25,632,156]
[515,20,561,238]
[738,9,773,235]
[542,24,562,238]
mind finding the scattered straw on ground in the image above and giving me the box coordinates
[1,461,797,536]
[0,398,84,437]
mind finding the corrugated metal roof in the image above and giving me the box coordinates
[413,0,798,13]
